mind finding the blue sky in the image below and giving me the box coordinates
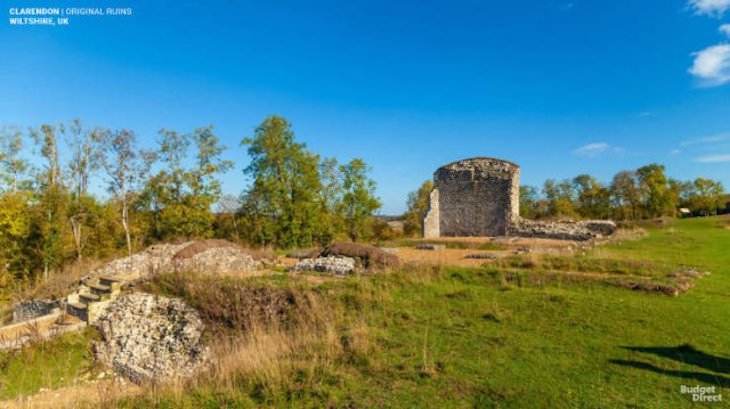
[2,0,730,214]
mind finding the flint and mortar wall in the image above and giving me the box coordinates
[424,158,520,238]
[12,300,60,323]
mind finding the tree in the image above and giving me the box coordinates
[688,178,724,216]
[214,194,243,241]
[404,180,434,236]
[338,158,381,241]
[543,179,576,217]
[63,120,102,260]
[636,164,674,218]
[141,126,231,240]
[610,170,641,220]
[0,192,32,285]
[240,115,326,248]
[519,185,540,219]
[30,124,68,279]
[319,157,344,240]
[572,174,611,219]
[63,120,101,198]
[0,126,30,192]
[98,129,154,257]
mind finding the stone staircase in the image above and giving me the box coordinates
[66,276,122,323]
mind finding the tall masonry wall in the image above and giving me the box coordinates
[423,157,520,238]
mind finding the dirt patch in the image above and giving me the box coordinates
[173,239,273,261]
[321,242,400,269]
[395,248,506,268]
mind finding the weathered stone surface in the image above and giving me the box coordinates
[423,188,440,237]
[12,300,60,323]
[84,243,191,282]
[293,256,356,275]
[509,219,617,241]
[172,246,260,274]
[423,157,520,238]
[84,241,260,283]
[93,293,208,384]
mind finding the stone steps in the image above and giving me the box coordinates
[67,276,123,323]
[79,292,100,303]
[67,301,88,322]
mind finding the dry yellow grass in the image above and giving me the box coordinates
[0,379,143,409]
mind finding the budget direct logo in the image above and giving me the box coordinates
[680,385,723,403]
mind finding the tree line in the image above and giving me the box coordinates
[402,164,728,235]
[0,115,381,287]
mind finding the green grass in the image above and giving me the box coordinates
[7,216,730,408]
[0,329,98,399]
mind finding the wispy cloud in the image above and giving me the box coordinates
[680,132,730,146]
[688,0,730,17]
[688,44,730,86]
[572,142,622,158]
[694,153,730,162]
[636,111,654,118]
[720,24,730,36]
[550,1,575,12]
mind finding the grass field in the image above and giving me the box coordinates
[1,215,728,408]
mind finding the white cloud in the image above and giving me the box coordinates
[694,153,730,162]
[572,142,622,158]
[689,44,730,86]
[688,0,730,17]
[720,24,730,36]
[671,149,682,155]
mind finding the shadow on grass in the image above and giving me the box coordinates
[610,360,730,388]
[621,344,730,375]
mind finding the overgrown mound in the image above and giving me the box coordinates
[145,273,324,332]
[93,292,208,384]
[320,242,400,270]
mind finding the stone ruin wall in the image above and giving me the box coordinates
[423,157,616,241]
[12,300,60,323]
[423,157,520,238]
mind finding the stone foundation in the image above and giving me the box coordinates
[12,300,60,323]
[509,219,617,241]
